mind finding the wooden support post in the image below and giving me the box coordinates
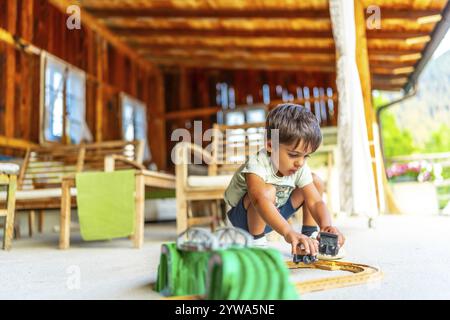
[134,173,145,248]
[38,210,44,233]
[149,69,167,170]
[354,0,382,211]
[95,36,105,142]
[175,146,188,234]
[179,68,192,109]
[62,68,69,144]
[28,210,35,237]
[59,178,74,250]
[19,0,34,141]
[5,0,17,138]
[104,155,115,172]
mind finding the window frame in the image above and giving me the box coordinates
[120,93,151,161]
[40,52,90,145]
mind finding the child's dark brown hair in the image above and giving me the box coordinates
[265,103,322,152]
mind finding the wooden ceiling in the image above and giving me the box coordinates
[77,0,449,91]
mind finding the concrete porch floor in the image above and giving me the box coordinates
[1,214,450,300]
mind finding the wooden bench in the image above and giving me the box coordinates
[0,140,144,236]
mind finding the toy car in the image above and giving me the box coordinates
[293,253,318,264]
[293,232,340,264]
[318,232,339,256]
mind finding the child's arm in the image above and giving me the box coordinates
[302,183,345,246]
[246,173,318,255]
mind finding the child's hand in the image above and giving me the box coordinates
[283,230,319,256]
[320,226,345,247]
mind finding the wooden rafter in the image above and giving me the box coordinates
[84,7,441,21]
[55,0,447,84]
[107,28,429,40]
[5,0,17,138]
[369,61,417,68]
[371,84,404,91]
[84,8,331,19]
[131,44,427,58]
[134,44,336,55]
[110,28,334,38]
[366,30,431,39]
[147,57,336,72]
[143,50,335,61]
[125,36,334,48]
[371,66,415,75]
[369,53,422,62]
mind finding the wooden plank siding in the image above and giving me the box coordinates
[162,67,338,169]
[0,0,167,170]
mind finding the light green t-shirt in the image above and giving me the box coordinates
[224,148,313,208]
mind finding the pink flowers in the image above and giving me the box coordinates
[386,161,434,182]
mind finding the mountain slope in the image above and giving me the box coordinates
[387,51,450,147]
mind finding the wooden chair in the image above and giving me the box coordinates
[82,140,144,172]
[175,122,266,234]
[12,144,81,237]
[0,140,144,237]
[0,163,19,250]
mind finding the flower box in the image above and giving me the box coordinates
[390,181,439,215]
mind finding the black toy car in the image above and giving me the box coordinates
[318,232,339,256]
[293,253,317,264]
[293,232,339,264]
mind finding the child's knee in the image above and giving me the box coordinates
[244,184,276,209]
[262,183,277,205]
[312,173,325,194]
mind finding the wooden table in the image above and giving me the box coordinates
[59,170,175,249]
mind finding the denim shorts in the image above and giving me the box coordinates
[226,194,303,234]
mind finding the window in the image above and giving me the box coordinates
[121,94,151,161]
[42,53,92,144]
[245,108,266,123]
[224,111,245,126]
[219,105,267,125]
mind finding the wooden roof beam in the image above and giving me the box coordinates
[133,44,336,54]
[84,8,331,19]
[372,78,408,86]
[371,66,415,75]
[369,61,416,68]
[111,28,333,38]
[144,52,335,64]
[141,49,335,60]
[369,9,442,20]
[371,84,404,91]
[147,57,336,72]
[366,30,431,39]
[368,48,423,55]
[113,28,427,39]
[84,7,441,20]
[369,53,422,62]
[132,44,424,56]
